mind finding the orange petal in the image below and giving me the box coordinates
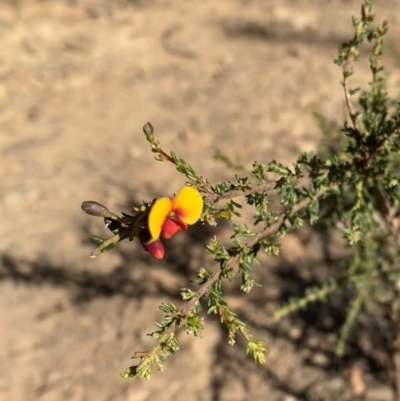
[148,197,172,241]
[171,186,203,225]
[161,217,187,239]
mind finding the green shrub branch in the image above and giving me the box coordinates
[82,1,400,390]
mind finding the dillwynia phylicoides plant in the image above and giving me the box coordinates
[82,0,400,393]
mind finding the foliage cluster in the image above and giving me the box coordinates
[82,0,400,394]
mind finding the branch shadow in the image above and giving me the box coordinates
[0,187,393,400]
[207,222,392,401]
[0,192,220,306]
[210,339,317,401]
[220,18,349,49]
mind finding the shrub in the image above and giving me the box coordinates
[82,0,400,395]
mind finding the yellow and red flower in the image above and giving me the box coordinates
[140,186,203,259]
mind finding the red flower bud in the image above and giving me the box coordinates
[142,239,165,259]
[139,228,165,259]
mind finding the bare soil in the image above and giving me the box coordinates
[1,1,400,400]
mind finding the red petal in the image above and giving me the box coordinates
[161,217,187,239]
[142,239,165,259]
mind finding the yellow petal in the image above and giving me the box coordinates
[172,186,203,225]
[148,197,172,241]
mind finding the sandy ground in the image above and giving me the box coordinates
[1,1,400,400]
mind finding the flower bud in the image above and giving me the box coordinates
[139,227,165,259]
[142,239,165,259]
[81,201,113,218]
[143,122,155,143]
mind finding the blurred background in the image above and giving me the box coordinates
[1,0,400,400]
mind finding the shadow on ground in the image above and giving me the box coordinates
[206,209,393,400]
[0,193,394,400]
[0,190,218,304]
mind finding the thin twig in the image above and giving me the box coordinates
[204,182,276,203]
[181,181,341,332]
[376,183,400,401]
[180,214,286,317]
[181,186,333,317]
[153,143,276,201]
[391,289,400,401]
[342,58,358,131]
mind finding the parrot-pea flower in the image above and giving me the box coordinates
[141,186,204,259]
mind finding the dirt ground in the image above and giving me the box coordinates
[1,1,400,400]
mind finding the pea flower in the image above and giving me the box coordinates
[140,186,203,259]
